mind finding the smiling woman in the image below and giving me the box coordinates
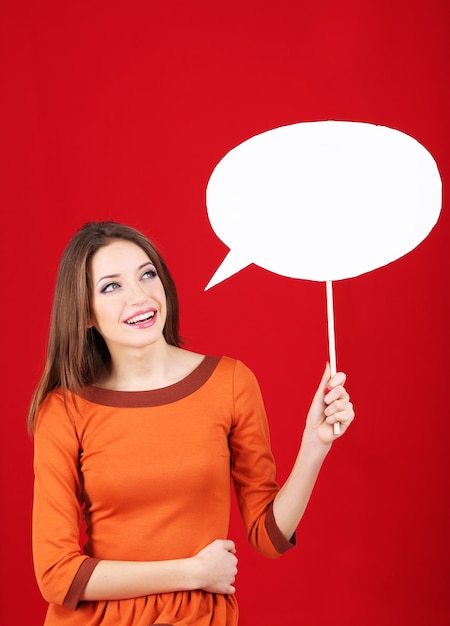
[28,220,354,626]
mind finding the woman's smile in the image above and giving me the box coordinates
[124,309,157,327]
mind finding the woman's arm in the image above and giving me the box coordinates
[273,365,354,540]
[81,539,238,601]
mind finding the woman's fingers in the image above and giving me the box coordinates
[323,376,354,432]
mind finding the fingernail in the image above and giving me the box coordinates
[324,387,331,394]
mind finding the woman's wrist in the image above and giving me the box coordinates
[188,554,206,590]
[302,425,333,455]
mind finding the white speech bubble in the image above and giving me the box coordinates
[205,121,442,289]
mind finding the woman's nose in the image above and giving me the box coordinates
[127,282,149,305]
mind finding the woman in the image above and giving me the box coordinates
[29,221,354,626]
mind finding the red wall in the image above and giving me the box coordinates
[1,1,449,624]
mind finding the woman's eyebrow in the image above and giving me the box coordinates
[96,273,119,287]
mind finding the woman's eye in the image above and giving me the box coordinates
[101,282,119,293]
[142,269,158,280]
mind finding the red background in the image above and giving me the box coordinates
[1,1,449,624]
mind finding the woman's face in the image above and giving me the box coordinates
[89,240,167,352]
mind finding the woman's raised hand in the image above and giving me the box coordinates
[305,364,355,445]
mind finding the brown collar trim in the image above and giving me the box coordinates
[78,355,221,408]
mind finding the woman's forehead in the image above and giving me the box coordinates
[91,240,153,275]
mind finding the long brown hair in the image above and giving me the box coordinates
[27,221,181,432]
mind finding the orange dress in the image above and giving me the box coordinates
[33,356,294,625]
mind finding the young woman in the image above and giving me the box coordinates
[29,221,354,626]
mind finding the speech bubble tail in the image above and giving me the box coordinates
[204,250,252,291]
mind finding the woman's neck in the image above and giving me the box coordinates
[96,342,204,392]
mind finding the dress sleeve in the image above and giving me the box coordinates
[32,391,100,610]
[229,360,296,559]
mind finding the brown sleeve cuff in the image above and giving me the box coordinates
[265,501,296,554]
[63,558,101,610]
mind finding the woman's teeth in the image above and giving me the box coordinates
[126,312,155,325]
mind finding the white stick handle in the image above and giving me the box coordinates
[326,280,340,435]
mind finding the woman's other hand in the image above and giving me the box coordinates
[193,539,238,595]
